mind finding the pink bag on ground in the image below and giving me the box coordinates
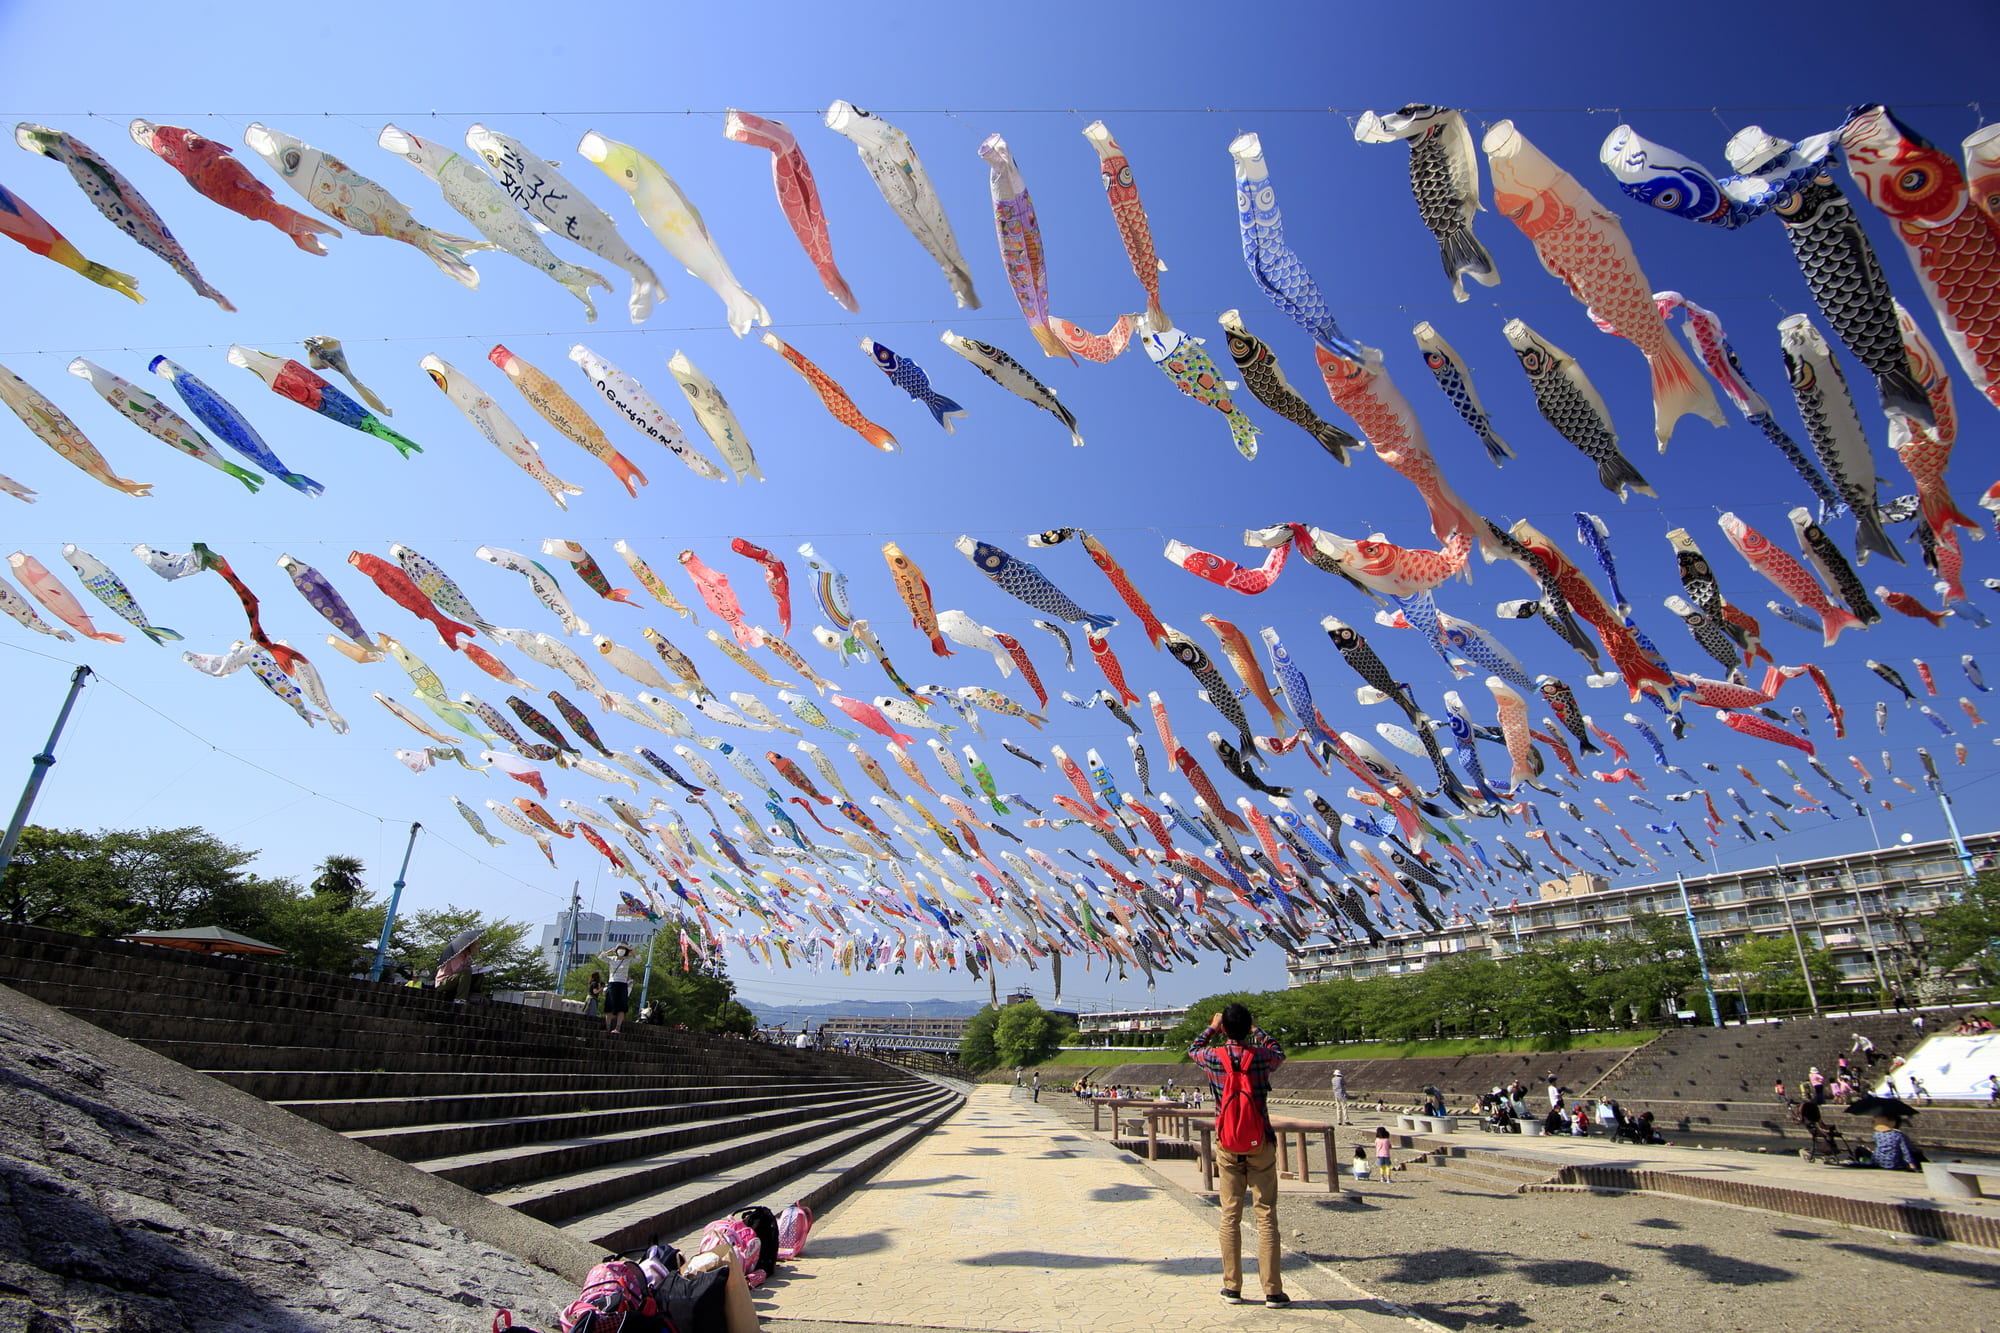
[699,1216,766,1286]
[775,1202,814,1260]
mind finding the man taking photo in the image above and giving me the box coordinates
[1189,1003,1288,1308]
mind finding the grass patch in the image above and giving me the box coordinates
[1033,1028,1649,1067]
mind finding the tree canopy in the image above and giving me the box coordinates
[0,825,749,1030]
[2,826,385,972]
[1097,910,1871,1056]
[957,999,1074,1071]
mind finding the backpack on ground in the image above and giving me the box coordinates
[698,1216,765,1286]
[775,1201,814,1260]
[1214,1046,1266,1155]
[735,1205,781,1277]
[558,1258,661,1333]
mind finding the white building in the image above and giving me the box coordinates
[538,909,670,981]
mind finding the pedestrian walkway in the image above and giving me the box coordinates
[752,1085,1423,1333]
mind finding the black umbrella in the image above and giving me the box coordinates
[1844,1092,1919,1120]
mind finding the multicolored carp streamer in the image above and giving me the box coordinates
[0,97,1990,982]
[762,332,897,453]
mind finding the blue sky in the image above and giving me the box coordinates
[0,1,1995,1014]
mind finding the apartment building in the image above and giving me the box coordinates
[1286,833,1998,996]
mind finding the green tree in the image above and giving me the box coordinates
[1922,870,2000,993]
[310,854,367,912]
[959,1005,1001,1070]
[0,824,383,972]
[1159,991,1264,1049]
[1716,933,1838,1012]
[403,905,554,991]
[1496,943,1589,1040]
[992,999,1070,1067]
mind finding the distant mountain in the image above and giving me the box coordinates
[740,996,989,1029]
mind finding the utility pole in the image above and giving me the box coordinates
[1772,856,1820,1015]
[1674,873,1722,1028]
[369,823,422,982]
[0,665,92,899]
[554,881,581,991]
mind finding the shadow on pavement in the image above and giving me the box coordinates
[1630,1242,1796,1286]
[800,1231,892,1258]
[1825,1242,2000,1287]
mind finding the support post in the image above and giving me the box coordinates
[1938,790,1975,884]
[0,665,92,899]
[1772,856,1820,1016]
[638,923,658,1015]
[369,822,422,982]
[553,882,581,992]
[1852,886,1892,1000]
[1675,873,1723,1028]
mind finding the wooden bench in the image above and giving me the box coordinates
[1397,1114,1458,1135]
[1091,1098,1180,1134]
[1141,1106,1208,1161]
[1923,1160,2000,1199]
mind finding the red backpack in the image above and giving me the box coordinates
[1215,1045,1266,1154]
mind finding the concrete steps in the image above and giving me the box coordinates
[1421,1146,1563,1192]
[569,1084,964,1253]
[0,921,967,1259]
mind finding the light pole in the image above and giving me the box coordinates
[1772,856,1820,1015]
[1674,873,1722,1027]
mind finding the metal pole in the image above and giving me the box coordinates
[369,822,422,982]
[554,881,580,992]
[638,923,658,1015]
[1675,873,1723,1027]
[0,665,92,899]
[1772,857,1820,1015]
[1852,886,1892,1000]
[1937,790,1975,883]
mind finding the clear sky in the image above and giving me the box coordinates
[0,0,1995,1016]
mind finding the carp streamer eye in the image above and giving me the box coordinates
[1651,187,1686,210]
[1898,168,1928,192]
[280,147,302,174]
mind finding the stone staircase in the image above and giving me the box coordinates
[1591,1009,2000,1155]
[0,923,963,1253]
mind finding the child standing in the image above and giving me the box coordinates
[1374,1126,1393,1178]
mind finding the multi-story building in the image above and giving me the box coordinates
[1286,833,1997,997]
[815,1013,974,1041]
[537,909,671,980]
[1075,1006,1190,1040]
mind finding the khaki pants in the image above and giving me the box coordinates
[1333,1095,1349,1125]
[1216,1139,1282,1297]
